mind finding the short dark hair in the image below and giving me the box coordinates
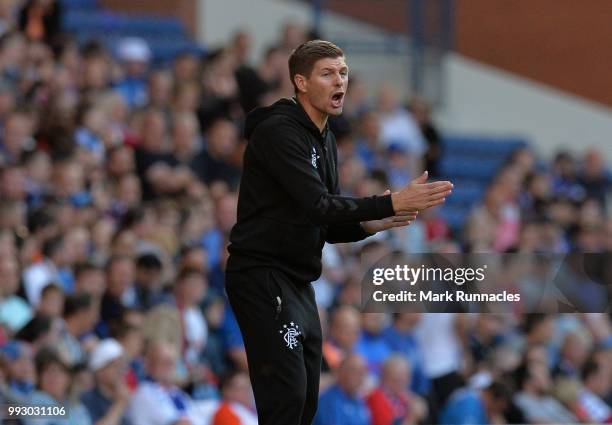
[105,254,133,272]
[485,380,513,402]
[136,253,162,270]
[63,293,93,318]
[582,358,599,381]
[74,261,102,278]
[41,283,63,298]
[15,315,53,343]
[288,40,344,93]
[514,362,531,390]
[35,347,68,383]
[176,267,205,284]
[42,235,64,258]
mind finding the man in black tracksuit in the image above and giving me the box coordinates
[225,40,453,425]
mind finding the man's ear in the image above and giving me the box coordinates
[294,74,307,94]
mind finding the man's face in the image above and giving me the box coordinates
[338,355,366,396]
[298,56,348,116]
[97,358,125,386]
[0,258,19,296]
[147,345,177,385]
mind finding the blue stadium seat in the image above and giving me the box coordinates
[435,135,529,232]
[439,205,471,231]
[438,156,505,180]
[62,4,203,64]
[444,185,485,207]
[60,0,98,11]
[441,136,525,157]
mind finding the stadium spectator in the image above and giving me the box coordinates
[323,305,361,370]
[100,255,135,333]
[115,38,151,109]
[0,340,35,402]
[355,313,392,378]
[74,262,107,299]
[382,313,430,396]
[36,283,64,318]
[366,355,427,425]
[193,116,242,190]
[81,338,131,425]
[554,330,591,379]
[56,293,98,366]
[313,354,371,425]
[28,347,92,425]
[551,151,586,202]
[376,83,425,175]
[18,0,61,45]
[409,97,442,178]
[23,234,72,305]
[579,149,611,209]
[414,314,465,408]
[127,340,204,425]
[0,255,33,333]
[14,315,58,352]
[513,360,577,423]
[200,370,257,425]
[132,253,164,312]
[574,356,612,423]
[440,381,512,425]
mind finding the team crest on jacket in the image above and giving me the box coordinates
[279,322,301,349]
[311,147,319,168]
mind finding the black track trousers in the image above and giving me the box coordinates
[225,267,322,425]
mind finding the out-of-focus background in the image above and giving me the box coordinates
[0,0,610,424]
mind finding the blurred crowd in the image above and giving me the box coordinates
[0,2,610,423]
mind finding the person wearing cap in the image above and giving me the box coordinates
[81,338,131,425]
[0,340,35,403]
[115,37,152,109]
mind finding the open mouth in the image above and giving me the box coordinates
[331,92,345,108]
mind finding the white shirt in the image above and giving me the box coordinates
[183,306,208,365]
[23,260,60,306]
[379,108,426,155]
[414,313,462,378]
[127,380,205,425]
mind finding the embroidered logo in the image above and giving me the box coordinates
[311,147,319,168]
[279,322,301,349]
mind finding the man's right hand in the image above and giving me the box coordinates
[391,171,453,213]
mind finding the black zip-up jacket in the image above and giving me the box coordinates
[227,98,395,282]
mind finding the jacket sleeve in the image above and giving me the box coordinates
[255,120,395,225]
[325,139,376,243]
[325,222,372,243]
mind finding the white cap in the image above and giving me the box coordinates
[117,37,152,63]
[89,339,124,371]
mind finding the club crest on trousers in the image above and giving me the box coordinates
[279,322,301,349]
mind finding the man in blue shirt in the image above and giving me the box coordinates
[313,354,371,425]
[382,313,430,396]
[355,313,392,378]
[440,381,511,425]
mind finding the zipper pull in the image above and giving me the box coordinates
[275,296,282,319]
